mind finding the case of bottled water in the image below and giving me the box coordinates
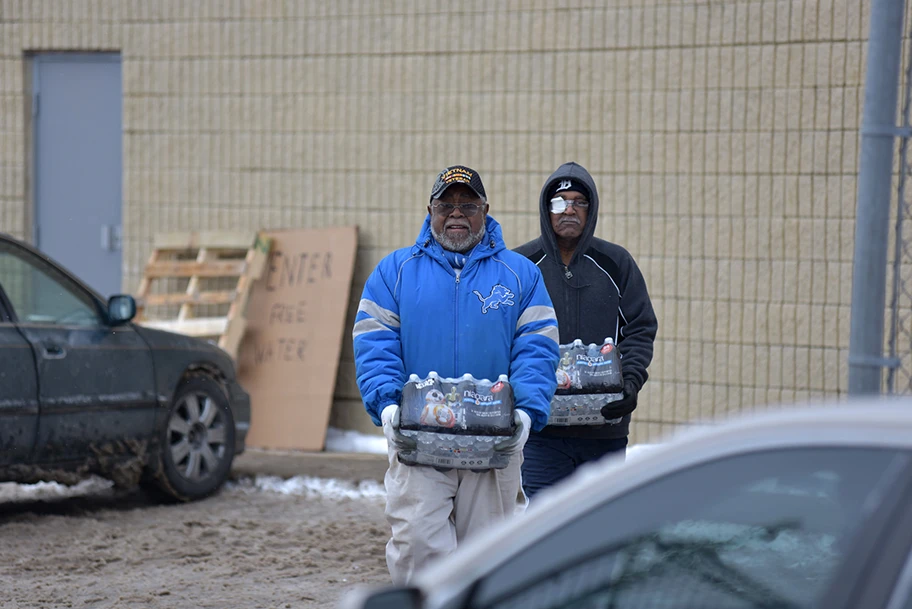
[397,372,515,471]
[555,337,624,395]
[548,393,624,426]
[549,336,625,426]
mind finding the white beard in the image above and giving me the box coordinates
[432,223,486,253]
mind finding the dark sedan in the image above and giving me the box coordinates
[0,233,251,501]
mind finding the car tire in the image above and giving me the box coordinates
[152,376,236,502]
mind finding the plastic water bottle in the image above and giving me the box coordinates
[418,431,436,454]
[399,373,423,431]
[548,395,570,425]
[464,373,513,435]
[594,337,623,393]
[456,373,476,432]
[424,371,458,430]
[442,376,465,430]
[400,371,447,431]
[570,339,587,392]
[555,339,574,396]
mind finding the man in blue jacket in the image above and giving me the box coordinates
[515,161,658,499]
[353,165,560,584]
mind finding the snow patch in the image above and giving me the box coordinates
[0,474,385,504]
[0,476,113,502]
[324,427,387,455]
[229,475,386,501]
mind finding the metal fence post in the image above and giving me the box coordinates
[849,0,908,395]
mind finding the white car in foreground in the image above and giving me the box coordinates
[343,398,912,609]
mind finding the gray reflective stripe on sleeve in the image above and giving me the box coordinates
[516,305,556,332]
[352,318,396,339]
[358,299,400,328]
[519,325,559,344]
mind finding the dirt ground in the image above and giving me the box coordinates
[0,451,394,609]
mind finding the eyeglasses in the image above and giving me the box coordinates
[549,197,590,214]
[431,202,486,217]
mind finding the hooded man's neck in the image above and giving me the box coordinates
[556,236,580,266]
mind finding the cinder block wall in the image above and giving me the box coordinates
[0,1,869,444]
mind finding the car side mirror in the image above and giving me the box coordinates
[341,586,423,609]
[107,294,136,324]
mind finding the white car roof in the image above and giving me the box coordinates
[414,397,912,605]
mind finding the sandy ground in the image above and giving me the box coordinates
[0,451,393,609]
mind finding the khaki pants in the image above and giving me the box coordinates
[383,446,526,584]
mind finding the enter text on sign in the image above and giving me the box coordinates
[265,251,333,291]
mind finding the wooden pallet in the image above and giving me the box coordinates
[134,231,272,359]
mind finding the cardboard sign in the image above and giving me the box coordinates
[237,226,358,451]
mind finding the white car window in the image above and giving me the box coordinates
[0,245,101,326]
[477,447,910,609]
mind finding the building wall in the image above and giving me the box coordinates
[0,1,869,444]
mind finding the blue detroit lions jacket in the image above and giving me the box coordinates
[353,215,560,432]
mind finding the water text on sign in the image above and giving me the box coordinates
[253,338,308,365]
[266,250,333,291]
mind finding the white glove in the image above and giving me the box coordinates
[494,409,532,454]
[381,404,416,451]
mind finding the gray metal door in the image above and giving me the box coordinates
[33,53,123,298]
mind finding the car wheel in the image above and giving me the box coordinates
[154,376,236,502]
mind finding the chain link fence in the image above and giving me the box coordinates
[887,13,912,394]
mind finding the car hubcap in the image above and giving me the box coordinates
[168,392,227,481]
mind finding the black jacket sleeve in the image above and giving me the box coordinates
[616,251,657,392]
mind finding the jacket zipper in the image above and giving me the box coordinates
[454,274,460,371]
[563,264,577,339]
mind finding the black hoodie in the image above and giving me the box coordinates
[514,162,658,439]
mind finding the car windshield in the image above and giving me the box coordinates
[474,447,911,609]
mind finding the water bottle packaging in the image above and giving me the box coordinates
[547,393,624,426]
[397,431,511,471]
[397,372,515,471]
[463,375,514,435]
[555,337,624,395]
[400,372,514,436]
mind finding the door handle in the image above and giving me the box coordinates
[101,224,122,252]
[42,342,66,359]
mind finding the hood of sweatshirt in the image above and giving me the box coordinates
[538,161,600,267]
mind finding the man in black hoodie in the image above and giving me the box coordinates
[514,161,658,499]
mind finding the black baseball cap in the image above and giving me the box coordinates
[548,178,590,201]
[430,165,487,201]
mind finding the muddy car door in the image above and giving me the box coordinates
[0,238,157,464]
[0,291,39,466]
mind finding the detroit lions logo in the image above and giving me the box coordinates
[473,285,515,313]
